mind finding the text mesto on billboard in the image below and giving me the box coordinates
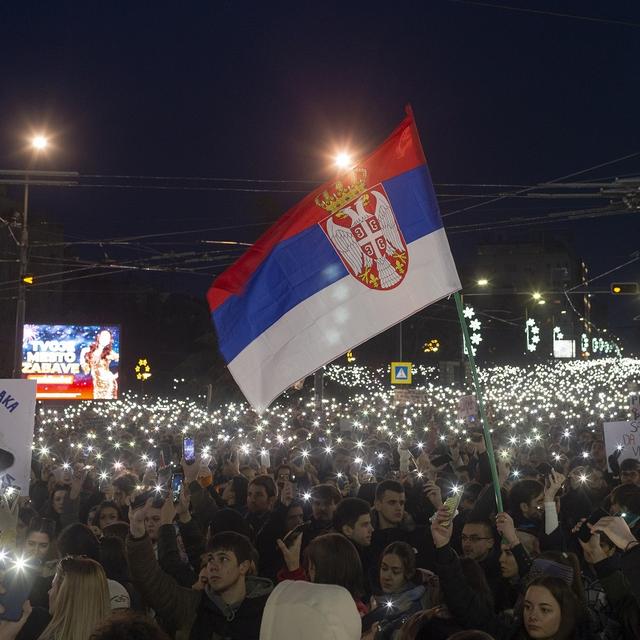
[22,324,120,400]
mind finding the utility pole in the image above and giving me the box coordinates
[12,176,30,378]
[0,168,78,378]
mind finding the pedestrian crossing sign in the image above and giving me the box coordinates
[391,362,412,385]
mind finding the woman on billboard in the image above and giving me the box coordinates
[80,329,119,399]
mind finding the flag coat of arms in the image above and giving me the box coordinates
[207,109,461,412]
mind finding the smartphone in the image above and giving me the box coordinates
[171,472,185,503]
[441,491,462,528]
[577,508,610,542]
[620,511,640,528]
[183,437,195,465]
[282,522,307,548]
[0,556,40,622]
[431,454,451,468]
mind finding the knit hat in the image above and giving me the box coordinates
[260,581,361,640]
[528,558,574,585]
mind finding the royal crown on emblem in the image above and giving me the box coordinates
[315,167,368,214]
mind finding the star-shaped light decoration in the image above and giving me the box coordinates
[470,333,483,345]
[469,318,482,332]
[463,306,475,319]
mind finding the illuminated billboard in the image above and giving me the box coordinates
[553,339,576,359]
[22,325,120,400]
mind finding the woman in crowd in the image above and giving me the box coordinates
[431,505,597,639]
[21,517,58,610]
[277,532,367,615]
[362,542,426,639]
[93,502,123,533]
[40,556,111,640]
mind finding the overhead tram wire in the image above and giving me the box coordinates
[441,150,640,218]
[448,1,640,30]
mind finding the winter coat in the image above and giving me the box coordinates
[126,532,272,640]
[370,510,436,573]
[621,543,640,601]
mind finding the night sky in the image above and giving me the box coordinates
[1,1,639,352]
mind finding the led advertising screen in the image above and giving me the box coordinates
[22,324,120,400]
[553,338,576,359]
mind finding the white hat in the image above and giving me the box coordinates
[260,580,361,640]
[107,579,131,610]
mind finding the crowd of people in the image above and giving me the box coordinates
[1,358,640,640]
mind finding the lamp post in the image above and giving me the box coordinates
[11,134,49,378]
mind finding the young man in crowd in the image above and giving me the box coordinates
[370,480,435,570]
[126,499,272,640]
[305,484,341,544]
[245,475,277,535]
[620,458,640,486]
[461,519,509,609]
[334,497,375,594]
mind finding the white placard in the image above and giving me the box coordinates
[457,394,478,419]
[0,379,37,495]
[603,420,640,471]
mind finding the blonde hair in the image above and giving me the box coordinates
[38,557,111,640]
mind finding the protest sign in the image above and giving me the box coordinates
[0,379,36,495]
[457,394,478,419]
[603,420,640,470]
[394,389,427,404]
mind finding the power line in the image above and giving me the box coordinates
[448,1,640,29]
[564,251,640,293]
[441,151,640,218]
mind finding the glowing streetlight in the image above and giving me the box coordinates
[30,134,49,151]
[532,292,542,300]
[477,278,489,286]
[334,151,353,170]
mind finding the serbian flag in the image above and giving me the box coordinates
[207,108,461,412]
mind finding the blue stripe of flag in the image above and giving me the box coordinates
[213,165,443,363]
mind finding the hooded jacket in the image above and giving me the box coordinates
[126,532,272,640]
[259,580,361,640]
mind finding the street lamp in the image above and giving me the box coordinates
[532,292,542,301]
[334,151,353,170]
[477,278,489,287]
[12,133,51,378]
[30,135,49,152]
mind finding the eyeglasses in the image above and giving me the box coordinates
[461,535,493,543]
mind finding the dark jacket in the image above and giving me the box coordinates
[593,553,640,640]
[622,543,640,601]
[255,502,290,581]
[126,532,272,640]
[189,481,220,533]
[157,522,198,588]
[434,543,597,640]
[370,510,436,572]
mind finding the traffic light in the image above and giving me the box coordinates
[610,282,639,295]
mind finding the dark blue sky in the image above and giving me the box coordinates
[1,1,639,345]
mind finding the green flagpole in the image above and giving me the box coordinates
[454,290,504,513]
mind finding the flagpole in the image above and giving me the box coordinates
[454,290,504,512]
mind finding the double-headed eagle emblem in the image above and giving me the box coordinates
[317,169,409,290]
